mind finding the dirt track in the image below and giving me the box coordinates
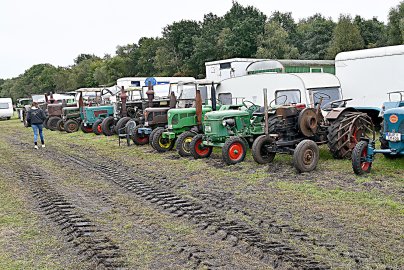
[0,119,403,269]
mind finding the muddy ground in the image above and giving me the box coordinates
[0,118,403,270]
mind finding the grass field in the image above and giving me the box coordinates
[0,116,403,269]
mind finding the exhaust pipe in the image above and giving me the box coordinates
[211,82,217,111]
[196,89,202,125]
[120,86,128,117]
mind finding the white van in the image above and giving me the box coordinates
[0,98,14,120]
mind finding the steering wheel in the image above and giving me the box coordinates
[269,95,288,107]
[313,92,331,103]
[242,100,260,112]
[322,98,353,110]
[101,88,114,96]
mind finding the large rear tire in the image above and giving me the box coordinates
[293,140,319,173]
[64,119,79,133]
[132,125,149,145]
[252,135,276,164]
[222,137,247,165]
[152,128,176,152]
[352,141,372,175]
[101,116,116,136]
[47,116,61,131]
[190,134,212,159]
[176,131,196,157]
[115,117,131,135]
[327,112,375,159]
[92,119,103,135]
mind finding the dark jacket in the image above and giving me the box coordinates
[27,107,46,125]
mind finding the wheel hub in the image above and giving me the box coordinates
[229,143,243,160]
[303,149,314,165]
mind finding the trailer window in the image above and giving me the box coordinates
[220,62,231,70]
[275,90,301,105]
[0,103,9,109]
[311,87,342,108]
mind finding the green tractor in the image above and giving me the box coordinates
[151,81,217,155]
[190,99,262,165]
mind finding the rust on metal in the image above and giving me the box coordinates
[120,86,128,117]
[195,89,202,125]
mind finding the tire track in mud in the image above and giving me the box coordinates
[6,138,230,269]
[50,152,330,270]
[16,166,125,269]
[7,136,369,268]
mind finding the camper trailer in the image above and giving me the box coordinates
[335,45,404,109]
[0,98,14,120]
[205,58,335,82]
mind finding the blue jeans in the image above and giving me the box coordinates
[32,124,44,144]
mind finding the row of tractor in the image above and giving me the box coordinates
[19,74,404,175]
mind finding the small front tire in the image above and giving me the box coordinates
[92,119,103,135]
[252,135,276,164]
[293,140,319,173]
[352,141,372,175]
[64,120,79,133]
[190,134,212,159]
[222,137,247,165]
[152,128,176,152]
[132,125,149,145]
[176,131,196,157]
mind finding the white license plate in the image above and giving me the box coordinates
[386,132,401,142]
[205,126,211,133]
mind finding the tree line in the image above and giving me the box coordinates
[1,1,403,101]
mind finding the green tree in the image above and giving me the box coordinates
[74,54,100,65]
[387,1,404,45]
[256,21,299,59]
[218,2,266,58]
[354,16,387,48]
[190,13,225,78]
[327,15,365,59]
[297,14,335,59]
[136,37,162,76]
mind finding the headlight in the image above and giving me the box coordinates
[222,120,227,126]
[168,125,172,129]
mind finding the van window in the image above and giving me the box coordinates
[0,103,9,109]
[311,87,342,108]
[275,90,301,105]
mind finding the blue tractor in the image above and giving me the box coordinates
[352,91,404,175]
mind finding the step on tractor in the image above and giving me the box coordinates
[352,92,404,175]
[60,88,113,133]
[151,80,217,155]
[131,83,178,146]
[45,93,76,131]
[190,98,262,165]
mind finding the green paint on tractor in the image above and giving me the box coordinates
[162,106,213,139]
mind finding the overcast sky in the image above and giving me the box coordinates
[0,0,401,79]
